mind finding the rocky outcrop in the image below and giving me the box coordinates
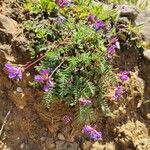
[134,11,150,60]
[114,120,150,150]
[135,11,150,46]
[0,14,29,63]
[120,5,139,21]
[0,14,21,44]
[117,6,150,61]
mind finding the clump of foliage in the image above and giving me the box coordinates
[4,0,133,141]
[23,0,119,118]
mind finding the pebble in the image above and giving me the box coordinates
[40,136,46,142]
[143,49,150,61]
[20,143,25,149]
[16,87,23,93]
[50,143,56,149]
[57,133,65,141]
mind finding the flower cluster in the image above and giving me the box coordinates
[87,14,105,31]
[79,97,92,106]
[83,125,102,141]
[5,0,133,141]
[34,69,54,92]
[107,36,118,60]
[55,0,74,8]
[113,85,124,100]
[119,70,129,81]
[112,70,129,100]
[5,63,22,80]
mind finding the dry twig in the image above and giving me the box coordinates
[0,108,12,137]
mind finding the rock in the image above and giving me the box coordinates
[120,5,139,21]
[50,143,56,149]
[0,44,15,64]
[16,87,23,93]
[40,136,47,142]
[0,14,19,34]
[0,15,20,44]
[0,30,13,44]
[11,36,30,63]
[58,133,65,141]
[139,23,150,44]
[20,143,25,149]
[114,120,149,149]
[11,36,27,52]
[135,11,150,45]
[143,49,150,61]
[135,11,150,25]
[134,138,150,150]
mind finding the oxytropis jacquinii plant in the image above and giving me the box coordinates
[4,0,131,141]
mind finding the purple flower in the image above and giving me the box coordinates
[119,71,129,81]
[34,69,54,92]
[79,98,92,106]
[5,63,22,80]
[62,115,73,124]
[110,36,118,44]
[87,14,95,24]
[83,125,102,141]
[107,44,116,54]
[113,85,124,100]
[93,19,105,31]
[106,44,116,60]
[55,0,68,8]
[43,79,54,92]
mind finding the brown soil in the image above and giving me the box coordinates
[0,0,150,150]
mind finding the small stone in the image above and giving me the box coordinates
[143,49,150,61]
[16,87,23,93]
[0,141,4,149]
[50,143,56,148]
[40,136,46,142]
[20,143,25,149]
[147,113,150,119]
[57,133,65,141]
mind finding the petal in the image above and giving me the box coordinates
[83,125,93,134]
[39,69,49,76]
[5,63,13,71]
[8,73,16,79]
[43,84,49,92]
[34,75,44,82]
